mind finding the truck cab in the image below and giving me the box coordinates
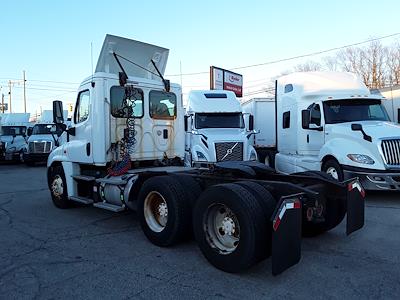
[184,90,257,167]
[24,110,67,164]
[275,72,400,190]
[0,113,30,162]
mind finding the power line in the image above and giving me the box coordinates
[166,32,400,77]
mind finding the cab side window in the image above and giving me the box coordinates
[74,90,90,124]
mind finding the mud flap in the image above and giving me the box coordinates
[346,179,365,235]
[271,195,302,276]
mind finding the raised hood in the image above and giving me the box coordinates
[95,34,169,80]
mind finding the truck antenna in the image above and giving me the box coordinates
[90,42,95,88]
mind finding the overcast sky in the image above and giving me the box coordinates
[0,0,399,114]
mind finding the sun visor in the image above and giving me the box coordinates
[95,34,169,80]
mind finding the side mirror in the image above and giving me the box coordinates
[249,114,254,131]
[397,108,400,123]
[351,123,362,131]
[184,115,188,132]
[12,134,17,138]
[53,100,64,124]
[302,110,311,129]
[27,128,33,136]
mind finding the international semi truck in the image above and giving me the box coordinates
[47,35,365,275]
[184,90,258,167]
[242,71,400,190]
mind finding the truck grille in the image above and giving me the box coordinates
[215,142,243,162]
[29,141,52,153]
[381,139,400,165]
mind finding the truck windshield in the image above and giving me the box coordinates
[323,99,390,124]
[195,113,244,129]
[0,126,26,136]
[32,124,60,135]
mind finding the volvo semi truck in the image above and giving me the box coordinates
[47,35,364,275]
[184,90,257,167]
[243,72,400,190]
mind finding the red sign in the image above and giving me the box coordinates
[210,66,243,97]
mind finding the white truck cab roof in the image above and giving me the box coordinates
[186,90,242,114]
[278,72,384,101]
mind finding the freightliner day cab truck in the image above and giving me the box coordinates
[184,90,258,167]
[48,35,365,275]
[0,113,30,162]
[243,72,400,190]
[24,110,68,164]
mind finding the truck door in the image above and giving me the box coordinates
[302,103,325,155]
[64,87,93,163]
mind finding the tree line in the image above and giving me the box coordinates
[293,40,400,89]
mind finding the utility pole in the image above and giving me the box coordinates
[23,70,26,113]
[8,80,12,113]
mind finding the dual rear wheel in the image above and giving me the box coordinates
[138,175,277,273]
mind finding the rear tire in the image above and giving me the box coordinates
[234,181,276,260]
[137,175,192,247]
[193,183,267,273]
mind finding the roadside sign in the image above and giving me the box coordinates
[210,66,243,97]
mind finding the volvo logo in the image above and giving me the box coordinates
[221,142,238,161]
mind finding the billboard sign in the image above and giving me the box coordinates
[210,66,243,97]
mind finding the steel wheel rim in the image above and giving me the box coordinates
[326,167,339,180]
[51,175,64,198]
[204,203,240,254]
[144,191,168,233]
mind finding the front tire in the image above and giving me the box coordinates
[322,159,344,181]
[49,165,71,209]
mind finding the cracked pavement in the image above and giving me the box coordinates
[0,164,400,299]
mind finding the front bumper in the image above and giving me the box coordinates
[343,165,400,191]
[24,152,50,162]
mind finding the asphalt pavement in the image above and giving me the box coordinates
[0,164,399,299]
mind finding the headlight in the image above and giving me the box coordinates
[249,151,257,161]
[196,151,208,162]
[347,154,374,164]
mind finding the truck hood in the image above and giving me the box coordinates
[28,134,54,143]
[0,135,23,143]
[326,121,400,141]
[95,34,169,81]
[198,128,248,142]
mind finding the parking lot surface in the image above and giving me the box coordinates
[0,164,399,299]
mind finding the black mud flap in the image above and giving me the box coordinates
[346,179,365,235]
[271,195,303,276]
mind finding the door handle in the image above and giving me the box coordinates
[163,129,168,139]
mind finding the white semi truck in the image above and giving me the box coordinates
[184,90,257,167]
[24,110,68,164]
[243,71,400,190]
[47,35,365,275]
[0,113,30,162]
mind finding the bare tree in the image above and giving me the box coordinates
[386,42,400,85]
[294,60,323,72]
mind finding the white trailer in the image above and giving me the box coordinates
[47,35,364,275]
[242,98,276,165]
[244,72,400,191]
[372,85,400,123]
[184,90,257,167]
